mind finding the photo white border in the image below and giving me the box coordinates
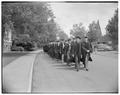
[0,0,119,95]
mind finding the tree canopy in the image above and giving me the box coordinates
[87,20,102,42]
[2,2,61,47]
[70,23,87,39]
[106,9,118,45]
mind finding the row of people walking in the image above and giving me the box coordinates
[43,36,93,71]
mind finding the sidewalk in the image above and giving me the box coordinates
[3,49,42,93]
[92,51,118,58]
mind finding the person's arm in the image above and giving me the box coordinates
[82,43,87,52]
[89,43,93,53]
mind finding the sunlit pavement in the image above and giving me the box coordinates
[3,50,42,93]
[31,51,118,93]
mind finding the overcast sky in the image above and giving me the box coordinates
[50,3,118,37]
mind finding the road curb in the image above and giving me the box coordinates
[27,50,42,92]
[28,53,39,92]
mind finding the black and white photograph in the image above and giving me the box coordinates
[2,1,118,93]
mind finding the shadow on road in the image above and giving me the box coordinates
[49,60,85,72]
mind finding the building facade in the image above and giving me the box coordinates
[3,23,12,52]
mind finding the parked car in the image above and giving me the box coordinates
[97,44,113,51]
[11,46,24,51]
[11,38,35,51]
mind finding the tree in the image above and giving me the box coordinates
[46,19,58,42]
[70,23,87,39]
[100,34,111,42]
[2,2,59,48]
[87,20,102,42]
[106,9,118,45]
[57,30,68,40]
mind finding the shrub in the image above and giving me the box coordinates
[24,41,35,51]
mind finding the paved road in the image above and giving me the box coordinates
[31,51,118,93]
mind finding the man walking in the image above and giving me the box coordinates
[60,39,65,63]
[81,36,93,71]
[74,36,82,71]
